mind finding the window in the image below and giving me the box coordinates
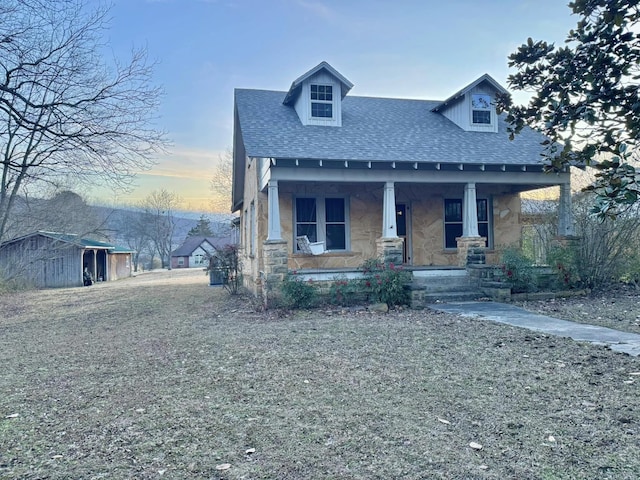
[193,254,204,265]
[295,197,347,251]
[444,199,490,249]
[471,94,491,124]
[310,84,333,118]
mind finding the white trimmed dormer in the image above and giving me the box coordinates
[431,73,507,133]
[283,61,353,127]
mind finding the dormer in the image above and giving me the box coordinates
[283,61,354,127]
[431,74,507,133]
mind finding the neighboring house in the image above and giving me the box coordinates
[232,61,574,302]
[170,236,232,269]
[0,231,133,288]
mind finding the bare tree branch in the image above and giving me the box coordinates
[210,150,232,213]
[0,0,167,242]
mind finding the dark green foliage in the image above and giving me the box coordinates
[280,273,318,309]
[207,244,242,295]
[188,215,214,237]
[497,0,640,217]
[361,259,411,307]
[328,276,363,307]
[499,248,538,293]
[547,245,582,289]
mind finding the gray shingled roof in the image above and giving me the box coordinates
[171,236,232,257]
[235,89,548,165]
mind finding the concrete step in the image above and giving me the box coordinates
[410,288,483,306]
[412,270,476,292]
[409,270,483,306]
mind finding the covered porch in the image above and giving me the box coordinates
[264,167,572,266]
[252,158,573,305]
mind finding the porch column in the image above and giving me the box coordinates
[266,180,282,241]
[382,181,398,238]
[558,182,575,236]
[92,250,97,280]
[462,182,479,237]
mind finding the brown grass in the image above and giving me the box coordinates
[1,269,639,479]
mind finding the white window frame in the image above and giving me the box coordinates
[471,93,492,125]
[310,84,334,119]
[294,196,349,252]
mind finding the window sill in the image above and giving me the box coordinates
[293,251,354,257]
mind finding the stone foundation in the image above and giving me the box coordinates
[376,237,404,265]
[456,236,487,267]
[261,240,288,308]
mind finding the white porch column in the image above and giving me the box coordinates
[382,181,398,238]
[92,250,98,280]
[266,180,282,241]
[462,182,479,237]
[558,182,575,236]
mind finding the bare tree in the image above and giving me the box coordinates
[141,189,180,269]
[117,207,154,272]
[0,0,166,243]
[210,150,233,212]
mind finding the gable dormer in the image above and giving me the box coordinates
[431,74,507,133]
[283,61,353,127]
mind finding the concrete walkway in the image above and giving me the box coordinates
[429,301,640,356]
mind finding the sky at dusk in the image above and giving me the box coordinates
[94,0,580,212]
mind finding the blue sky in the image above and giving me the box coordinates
[97,0,579,211]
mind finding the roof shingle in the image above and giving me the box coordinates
[235,89,547,166]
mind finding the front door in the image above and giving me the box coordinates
[396,204,411,264]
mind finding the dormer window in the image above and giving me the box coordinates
[311,84,333,118]
[471,94,491,124]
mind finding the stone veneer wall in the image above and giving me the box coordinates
[238,157,263,296]
[279,183,382,270]
[240,180,524,291]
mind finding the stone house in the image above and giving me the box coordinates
[231,61,573,304]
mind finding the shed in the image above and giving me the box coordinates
[0,231,133,288]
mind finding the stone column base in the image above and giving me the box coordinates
[456,236,487,267]
[261,240,288,308]
[553,235,581,248]
[376,237,404,265]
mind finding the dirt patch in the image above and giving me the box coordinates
[1,270,639,479]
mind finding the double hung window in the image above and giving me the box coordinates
[295,197,347,251]
[444,199,490,249]
[310,84,333,118]
[471,94,491,125]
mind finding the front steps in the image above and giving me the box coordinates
[409,269,483,306]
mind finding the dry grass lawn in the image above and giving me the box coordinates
[1,269,639,479]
